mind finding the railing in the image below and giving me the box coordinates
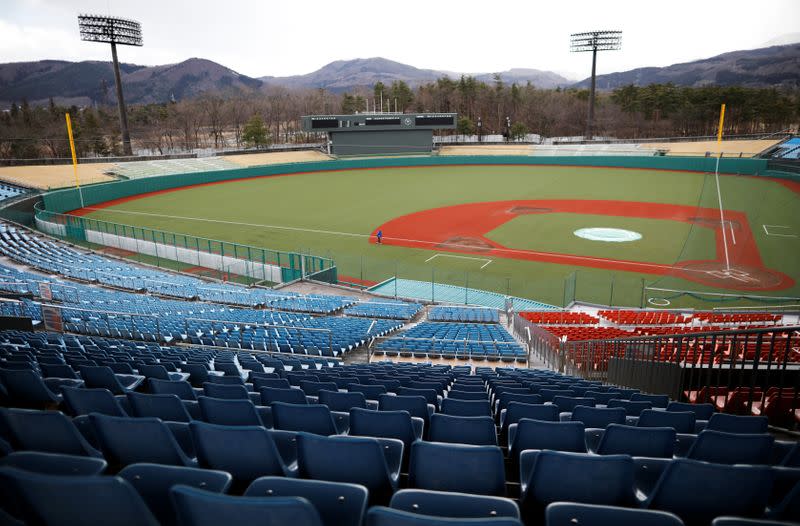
[513,313,562,369]
[559,326,800,427]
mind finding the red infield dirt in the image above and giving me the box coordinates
[370,199,794,291]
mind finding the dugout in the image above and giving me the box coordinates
[301,113,457,156]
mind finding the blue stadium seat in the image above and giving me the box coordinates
[261,386,310,405]
[551,396,597,412]
[570,406,626,429]
[198,396,264,426]
[686,430,774,465]
[203,382,259,403]
[390,489,520,519]
[118,463,231,526]
[520,450,634,521]
[90,413,197,467]
[148,379,199,401]
[546,502,685,526]
[408,441,506,496]
[253,377,291,390]
[0,451,107,476]
[246,476,369,526]
[501,402,559,436]
[508,419,586,461]
[365,506,523,526]
[440,398,491,417]
[637,409,696,434]
[667,402,715,421]
[607,399,652,417]
[712,519,796,526]
[642,458,774,525]
[319,389,368,412]
[706,414,769,434]
[348,408,423,469]
[297,433,402,505]
[596,424,676,458]
[0,466,159,526]
[0,408,102,457]
[446,390,488,401]
[170,485,324,526]
[379,394,432,427]
[190,421,296,486]
[62,386,128,417]
[349,384,388,400]
[79,366,144,394]
[631,393,670,408]
[126,392,193,422]
[0,368,68,408]
[429,413,497,446]
[272,402,339,435]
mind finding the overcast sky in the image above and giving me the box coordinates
[2,0,799,80]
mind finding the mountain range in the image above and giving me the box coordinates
[1,43,797,107]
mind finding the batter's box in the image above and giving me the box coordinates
[762,224,798,238]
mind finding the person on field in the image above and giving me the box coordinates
[376,230,383,244]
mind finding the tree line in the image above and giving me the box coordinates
[1,78,797,159]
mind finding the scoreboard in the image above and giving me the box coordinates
[301,113,457,156]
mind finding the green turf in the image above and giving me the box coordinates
[485,213,717,265]
[81,165,800,308]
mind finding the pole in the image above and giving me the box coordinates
[65,113,84,208]
[714,103,731,272]
[586,46,598,140]
[110,42,133,156]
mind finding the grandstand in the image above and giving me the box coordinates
[0,141,799,525]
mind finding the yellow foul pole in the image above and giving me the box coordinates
[716,103,726,154]
[65,113,84,208]
[713,103,730,271]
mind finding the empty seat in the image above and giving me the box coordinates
[261,386,310,405]
[446,390,488,401]
[198,396,263,426]
[638,409,695,434]
[272,402,339,435]
[349,408,423,469]
[300,380,339,397]
[546,502,684,526]
[501,402,559,435]
[246,476,368,526]
[0,408,102,457]
[643,458,774,525]
[390,489,520,519]
[441,398,492,417]
[596,424,676,458]
[171,485,323,526]
[90,413,196,467]
[379,394,432,426]
[297,433,402,505]
[319,390,368,412]
[0,368,65,408]
[520,450,635,521]
[571,406,626,429]
[349,383,388,400]
[508,419,586,461]
[0,451,107,476]
[666,402,714,421]
[496,393,543,415]
[631,393,670,408]
[408,441,506,496]
[706,414,768,434]
[62,386,127,417]
[607,399,652,417]
[429,414,497,446]
[79,366,144,394]
[118,463,231,526]
[686,430,774,465]
[551,396,596,413]
[253,377,291,390]
[148,379,199,401]
[190,421,296,486]
[203,382,259,403]
[126,392,192,423]
[365,506,523,526]
[1,466,159,526]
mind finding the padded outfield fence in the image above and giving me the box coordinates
[33,203,336,286]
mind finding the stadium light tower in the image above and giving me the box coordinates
[78,14,143,156]
[570,30,621,140]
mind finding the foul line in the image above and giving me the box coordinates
[425,253,493,269]
[78,207,713,274]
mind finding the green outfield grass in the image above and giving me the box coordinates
[80,164,800,308]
